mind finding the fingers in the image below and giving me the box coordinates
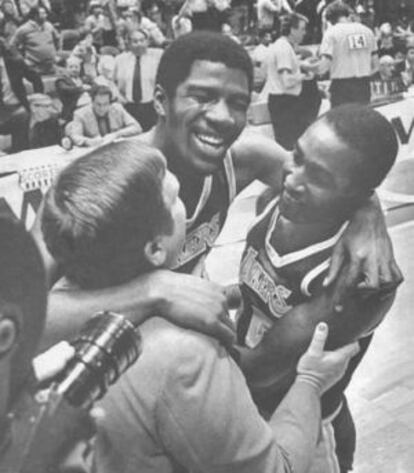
[344,257,364,290]
[332,341,360,362]
[217,315,237,347]
[307,322,329,356]
[323,246,344,287]
[33,341,75,382]
[223,284,242,310]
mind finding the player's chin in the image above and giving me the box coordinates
[279,199,305,223]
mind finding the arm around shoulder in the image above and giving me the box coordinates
[232,130,290,194]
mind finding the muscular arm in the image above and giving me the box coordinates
[240,267,396,390]
[31,205,235,351]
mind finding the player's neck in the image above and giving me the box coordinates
[274,215,344,255]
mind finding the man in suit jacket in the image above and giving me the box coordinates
[66,84,142,147]
[114,28,162,131]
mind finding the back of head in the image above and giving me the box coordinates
[0,217,47,401]
[42,140,172,290]
[155,31,253,98]
[325,0,352,25]
[320,104,398,190]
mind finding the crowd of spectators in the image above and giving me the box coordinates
[1,0,414,155]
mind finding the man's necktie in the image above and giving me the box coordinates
[132,56,142,104]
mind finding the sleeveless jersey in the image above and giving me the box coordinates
[171,151,237,275]
[237,198,371,418]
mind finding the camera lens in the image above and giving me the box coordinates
[56,312,141,408]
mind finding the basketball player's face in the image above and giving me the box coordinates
[280,120,363,224]
[164,60,250,175]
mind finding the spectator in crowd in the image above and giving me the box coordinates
[55,55,91,122]
[138,1,168,47]
[85,0,106,50]
[251,29,272,89]
[10,6,59,75]
[0,38,44,152]
[65,84,141,147]
[186,0,230,32]
[41,138,359,473]
[85,0,117,51]
[141,0,166,34]
[15,0,51,17]
[0,0,20,44]
[376,22,396,57]
[399,38,414,86]
[171,1,193,38]
[22,93,62,149]
[94,54,125,102]
[318,0,378,107]
[257,0,292,34]
[114,28,162,130]
[71,31,99,83]
[370,55,405,102]
[221,21,240,42]
[260,13,316,149]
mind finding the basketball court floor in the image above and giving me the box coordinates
[206,158,414,473]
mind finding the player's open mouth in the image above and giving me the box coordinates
[194,132,225,150]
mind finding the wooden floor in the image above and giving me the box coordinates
[206,166,414,472]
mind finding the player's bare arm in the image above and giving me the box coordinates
[239,266,397,391]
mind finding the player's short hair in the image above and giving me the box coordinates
[42,140,173,290]
[280,13,308,36]
[325,1,352,25]
[0,218,47,399]
[155,31,253,98]
[319,104,398,190]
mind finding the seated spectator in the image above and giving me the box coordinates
[55,55,91,122]
[114,28,162,130]
[65,84,142,147]
[370,55,406,101]
[0,38,44,152]
[94,54,125,103]
[27,93,62,148]
[10,6,59,75]
[71,31,99,83]
[0,0,21,44]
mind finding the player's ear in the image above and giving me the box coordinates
[144,237,167,268]
[153,84,168,117]
[0,304,21,358]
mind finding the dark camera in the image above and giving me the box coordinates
[55,311,141,408]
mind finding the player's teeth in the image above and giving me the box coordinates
[197,134,223,146]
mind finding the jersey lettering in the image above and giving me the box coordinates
[173,212,221,268]
[240,247,292,318]
[347,33,367,50]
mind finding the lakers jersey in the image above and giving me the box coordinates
[171,151,237,275]
[237,197,371,418]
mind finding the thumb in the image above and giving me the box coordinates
[332,341,360,360]
[307,322,329,356]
